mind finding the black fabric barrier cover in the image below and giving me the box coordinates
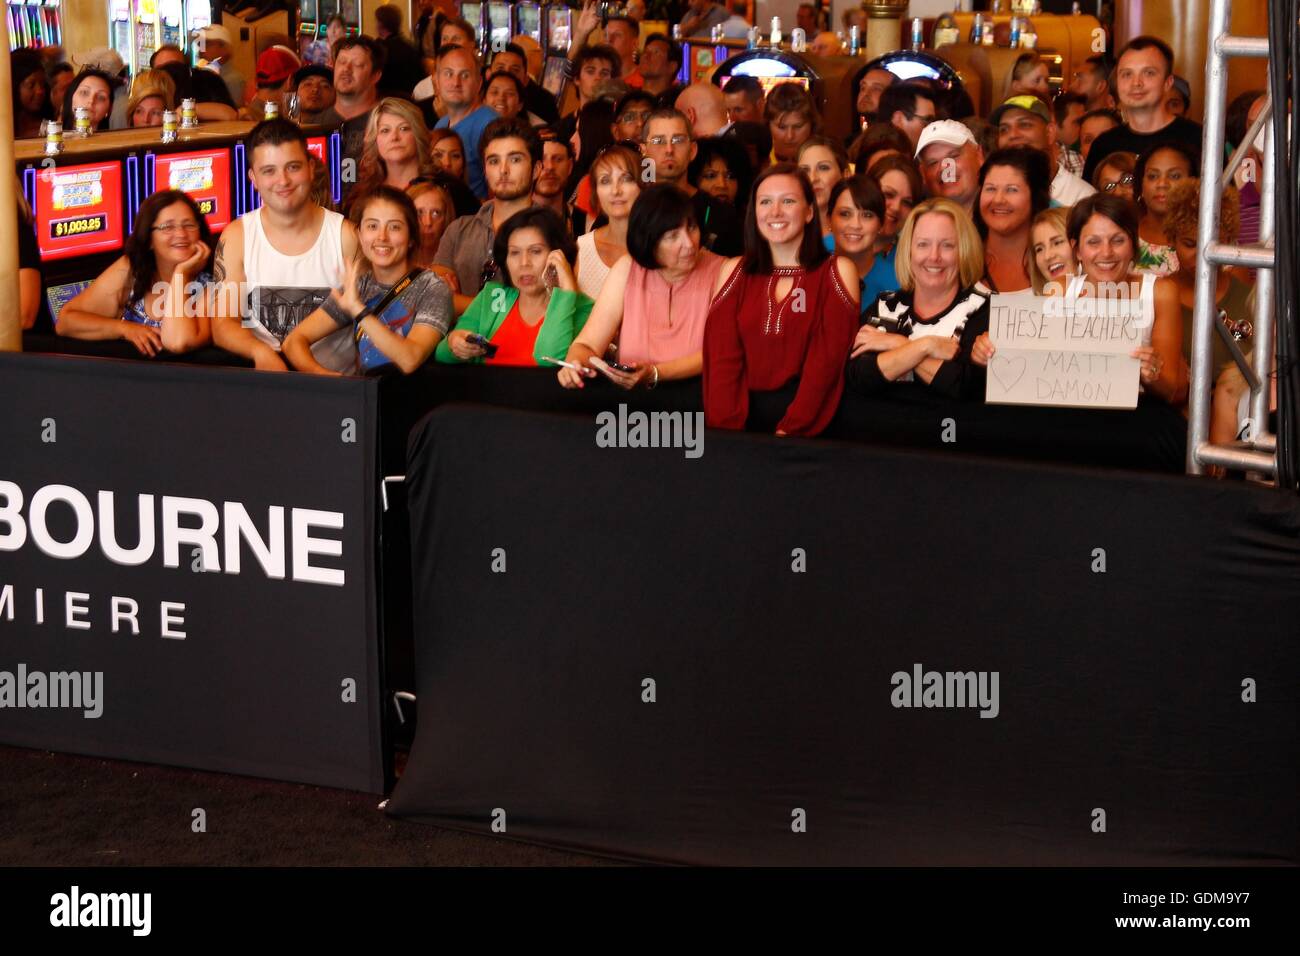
[388,405,1300,864]
[377,366,1187,476]
[0,354,384,793]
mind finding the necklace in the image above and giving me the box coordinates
[764,267,805,335]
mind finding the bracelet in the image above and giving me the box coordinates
[647,365,659,390]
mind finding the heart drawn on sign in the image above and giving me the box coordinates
[990,354,1028,392]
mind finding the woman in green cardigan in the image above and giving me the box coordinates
[436,207,593,365]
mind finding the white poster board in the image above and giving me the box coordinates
[985,292,1150,409]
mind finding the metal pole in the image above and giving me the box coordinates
[0,21,20,354]
[1249,119,1276,448]
[1188,0,1233,474]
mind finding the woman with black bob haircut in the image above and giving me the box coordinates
[437,206,593,366]
[703,163,860,437]
[558,183,726,389]
[972,145,1052,293]
[689,136,753,213]
[61,69,116,133]
[57,190,214,355]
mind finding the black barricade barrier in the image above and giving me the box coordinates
[387,404,1300,864]
[0,354,384,793]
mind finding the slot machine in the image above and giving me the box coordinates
[6,0,64,50]
[17,145,133,325]
[485,0,511,54]
[458,1,484,53]
[107,0,209,74]
[540,1,572,97]
[514,1,542,45]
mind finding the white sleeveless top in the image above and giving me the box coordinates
[576,231,613,302]
[1064,272,1156,345]
[243,206,355,372]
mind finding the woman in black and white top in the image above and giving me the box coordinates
[846,197,990,400]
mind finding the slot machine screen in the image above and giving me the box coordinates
[516,3,541,41]
[460,3,483,44]
[486,2,511,50]
[545,5,571,53]
[34,161,126,261]
[153,148,233,232]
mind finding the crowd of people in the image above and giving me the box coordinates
[9,3,1272,456]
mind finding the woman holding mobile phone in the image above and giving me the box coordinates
[437,207,593,366]
[557,184,725,390]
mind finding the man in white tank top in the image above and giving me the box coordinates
[211,120,360,372]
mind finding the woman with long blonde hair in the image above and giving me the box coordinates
[350,98,437,211]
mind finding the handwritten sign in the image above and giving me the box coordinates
[985,292,1150,409]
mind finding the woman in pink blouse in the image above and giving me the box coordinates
[557,184,725,389]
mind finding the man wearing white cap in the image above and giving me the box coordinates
[199,24,246,106]
[915,119,984,215]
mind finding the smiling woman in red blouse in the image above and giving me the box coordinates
[703,163,860,437]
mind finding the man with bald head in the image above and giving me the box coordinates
[435,44,501,199]
[675,81,730,137]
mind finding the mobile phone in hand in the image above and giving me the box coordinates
[467,333,499,357]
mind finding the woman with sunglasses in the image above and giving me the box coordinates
[1091,151,1136,202]
[704,164,859,436]
[57,190,213,356]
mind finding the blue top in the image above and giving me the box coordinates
[862,247,899,310]
[823,237,899,313]
[123,270,214,329]
[436,104,501,201]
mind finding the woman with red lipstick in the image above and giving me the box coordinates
[703,163,860,437]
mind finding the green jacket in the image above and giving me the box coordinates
[434,281,593,365]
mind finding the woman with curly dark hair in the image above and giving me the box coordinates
[57,191,214,356]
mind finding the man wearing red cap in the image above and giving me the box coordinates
[241,46,301,121]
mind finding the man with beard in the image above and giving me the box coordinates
[435,118,543,314]
[533,138,576,233]
[333,36,385,202]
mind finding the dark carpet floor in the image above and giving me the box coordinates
[0,745,613,866]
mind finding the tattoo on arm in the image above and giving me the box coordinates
[212,235,227,285]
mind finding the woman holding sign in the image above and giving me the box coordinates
[846,198,989,400]
[970,194,1186,406]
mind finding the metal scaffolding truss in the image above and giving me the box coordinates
[1187,0,1279,477]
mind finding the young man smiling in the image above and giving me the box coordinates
[1082,36,1203,182]
[211,120,360,372]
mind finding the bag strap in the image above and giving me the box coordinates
[355,268,423,337]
